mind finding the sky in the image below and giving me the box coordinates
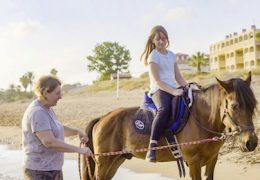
[0,0,260,89]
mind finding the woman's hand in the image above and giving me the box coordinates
[78,130,89,145]
[78,147,93,156]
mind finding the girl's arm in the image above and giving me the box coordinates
[174,63,188,87]
[149,62,183,96]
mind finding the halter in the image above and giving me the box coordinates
[221,99,255,135]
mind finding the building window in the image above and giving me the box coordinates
[244,48,249,53]
[251,60,255,66]
[226,41,229,46]
[249,32,254,38]
[226,54,230,58]
[235,38,238,43]
[239,36,243,42]
[231,52,234,57]
[244,34,248,40]
[230,39,233,45]
[221,43,225,48]
[250,47,254,52]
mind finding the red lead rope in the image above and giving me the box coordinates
[79,135,225,179]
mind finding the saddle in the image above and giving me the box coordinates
[133,88,192,135]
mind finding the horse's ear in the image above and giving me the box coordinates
[245,71,251,86]
[216,77,232,92]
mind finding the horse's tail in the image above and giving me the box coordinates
[80,117,100,180]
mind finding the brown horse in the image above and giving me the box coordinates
[81,72,258,180]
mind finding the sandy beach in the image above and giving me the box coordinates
[0,75,260,179]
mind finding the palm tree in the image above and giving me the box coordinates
[26,71,35,92]
[19,75,29,92]
[50,68,58,76]
[189,52,209,72]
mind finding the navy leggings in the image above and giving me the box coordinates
[150,89,173,141]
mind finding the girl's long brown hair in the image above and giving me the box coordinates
[140,25,169,66]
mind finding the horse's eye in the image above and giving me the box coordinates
[231,103,239,111]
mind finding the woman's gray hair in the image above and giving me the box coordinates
[34,75,61,98]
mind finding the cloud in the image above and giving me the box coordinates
[0,19,42,38]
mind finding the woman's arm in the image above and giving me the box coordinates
[63,125,89,144]
[35,130,92,155]
[174,63,188,87]
[63,125,80,136]
[149,62,183,96]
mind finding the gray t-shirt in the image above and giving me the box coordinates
[22,99,64,171]
[148,49,177,95]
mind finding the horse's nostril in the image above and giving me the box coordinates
[246,140,257,151]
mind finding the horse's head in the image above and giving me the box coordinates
[216,72,258,152]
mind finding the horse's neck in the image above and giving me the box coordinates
[193,86,225,132]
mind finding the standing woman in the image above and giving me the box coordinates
[141,25,188,162]
[22,75,92,180]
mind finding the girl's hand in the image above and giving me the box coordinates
[172,89,184,96]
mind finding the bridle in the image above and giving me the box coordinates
[186,89,255,138]
[221,98,255,134]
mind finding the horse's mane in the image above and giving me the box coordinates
[233,79,257,115]
[198,84,223,122]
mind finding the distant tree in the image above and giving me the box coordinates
[16,85,21,94]
[26,71,34,92]
[256,32,260,42]
[19,75,29,92]
[9,84,15,90]
[189,52,209,72]
[50,68,58,76]
[86,42,131,81]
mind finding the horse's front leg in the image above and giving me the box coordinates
[204,155,218,180]
[188,161,202,180]
[94,156,123,180]
[94,156,113,180]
